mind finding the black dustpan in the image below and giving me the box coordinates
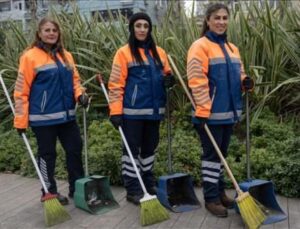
[237,91,287,224]
[157,88,201,212]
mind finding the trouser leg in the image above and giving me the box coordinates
[58,121,84,196]
[140,120,160,191]
[122,119,143,195]
[32,125,58,194]
[195,124,233,203]
[218,125,233,194]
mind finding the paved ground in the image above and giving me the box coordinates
[0,173,298,229]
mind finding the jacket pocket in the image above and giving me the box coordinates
[211,86,216,104]
[41,91,47,112]
[131,84,138,106]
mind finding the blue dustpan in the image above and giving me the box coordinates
[237,92,287,224]
[238,179,287,224]
[157,173,201,212]
[157,88,201,212]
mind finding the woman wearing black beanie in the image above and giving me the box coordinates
[108,12,175,205]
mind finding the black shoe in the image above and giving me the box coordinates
[147,186,157,195]
[68,192,74,199]
[41,193,69,205]
[126,193,143,205]
[56,193,69,205]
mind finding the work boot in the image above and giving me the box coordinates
[205,201,228,217]
[56,193,69,205]
[41,193,69,206]
[68,192,74,199]
[147,186,157,195]
[220,192,234,209]
[126,193,144,205]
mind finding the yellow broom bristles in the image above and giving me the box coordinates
[236,192,266,229]
[140,196,170,226]
[44,198,71,227]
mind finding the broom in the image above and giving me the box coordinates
[0,73,71,227]
[167,56,266,229]
[97,74,169,226]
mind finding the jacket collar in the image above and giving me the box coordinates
[136,38,151,50]
[205,31,227,44]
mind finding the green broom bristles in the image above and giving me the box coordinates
[43,197,71,227]
[236,192,266,229]
[140,194,170,226]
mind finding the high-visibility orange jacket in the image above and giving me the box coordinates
[108,44,171,120]
[187,31,246,125]
[14,46,84,129]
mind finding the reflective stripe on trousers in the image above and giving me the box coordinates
[194,123,233,203]
[121,119,160,195]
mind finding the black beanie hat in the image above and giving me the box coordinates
[129,12,152,33]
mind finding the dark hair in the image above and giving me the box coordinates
[31,17,69,65]
[129,12,152,34]
[128,12,162,67]
[200,3,230,37]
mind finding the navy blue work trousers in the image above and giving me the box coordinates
[32,120,84,196]
[121,119,160,195]
[194,124,233,203]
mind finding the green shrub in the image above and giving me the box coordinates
[248,148,279,180]
[155,122,201,185]
[284,137,300,156]
[87,119,122,185]
[225,109,299,196]
[270,156,300,197]
[227,134,245,161]
[225,156,245,188]
[19,143,67,179]
[0,108,299,197]
[251,109,294,145]
[0,126,73,180]
[0,129,27,172]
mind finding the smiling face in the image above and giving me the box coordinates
[38,21,59,46]
[206,8,229,35]
[134,19,149,41]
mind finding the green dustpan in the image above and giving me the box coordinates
[74,175,119,214]
[74,108,119,214]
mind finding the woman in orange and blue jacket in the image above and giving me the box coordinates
[13,17,89,205]
[187,3,254,217]
[108,12,174,205]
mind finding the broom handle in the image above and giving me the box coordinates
[245,91,251,180]
[167,55,243,194]
[83,108,89,177]
[97,74,149,195]
[118,127,148,194]
[0,74,50,194]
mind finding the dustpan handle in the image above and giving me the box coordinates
[0,73,50,194]
[166,88,173,174]
[97,74,149,195]
[245,91,251,180]
[83,108,89,177]
[167,55,243,194]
